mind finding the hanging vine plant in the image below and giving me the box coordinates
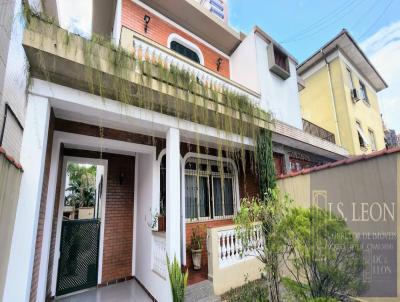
[22,3,275,180]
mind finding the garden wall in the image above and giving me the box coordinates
[277,148,400,301]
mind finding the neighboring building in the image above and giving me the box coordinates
[385,129,399,148]
[298,29,388,155]
[1,1,349,302]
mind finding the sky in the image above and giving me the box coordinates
[229,0,400,133]
[57,0,400,133]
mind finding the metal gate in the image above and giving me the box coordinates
[56,219,100,296]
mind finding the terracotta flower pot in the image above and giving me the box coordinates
[158,215,166,232]
[191,249,202,270]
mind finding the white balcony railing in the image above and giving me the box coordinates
[152,232,167,279]
[216,224,264,268]
[121,27,261,107]
[207,224,265,295]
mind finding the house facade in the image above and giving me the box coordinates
[1,1,349,302]
[298,29,388,156]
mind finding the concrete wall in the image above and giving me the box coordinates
[277,151,400,301]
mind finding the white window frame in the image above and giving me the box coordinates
[368,128,377,151]
[182,155,239,223]
[356,121,370,149]
[167,33,205,65]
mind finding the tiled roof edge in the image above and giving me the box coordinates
[277,147,400,180]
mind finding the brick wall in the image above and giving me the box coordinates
[29,111,55,302]
[101,154,135,284]
[121,0,230,78]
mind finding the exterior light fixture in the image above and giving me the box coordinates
[216,57,223,71]
[119,172,125,185]
[144,15,151,33]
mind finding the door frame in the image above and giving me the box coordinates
[37,130,155,299]
[52,156,108,296]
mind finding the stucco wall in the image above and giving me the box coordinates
[207,224,264,295]
[135,152,170,302]
[338,55,386,154]
[229,32,260,94]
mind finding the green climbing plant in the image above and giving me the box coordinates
[256,128,276,196]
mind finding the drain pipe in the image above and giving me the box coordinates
[322,49,342,146]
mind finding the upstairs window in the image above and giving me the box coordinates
[267,43,290,80]
[359,81,369,104]
[170,41,200,63]
[356,121,368,149]
[347,67,354,89]
[368,129,377,151]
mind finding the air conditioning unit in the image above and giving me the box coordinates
[351,88,360,103]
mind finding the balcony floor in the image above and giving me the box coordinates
[56,279,153,302]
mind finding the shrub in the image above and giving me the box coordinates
[281,207,365,300]
[222,278,269,302]
[166,255,188,302]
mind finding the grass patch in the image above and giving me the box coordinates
[221,278,269,302]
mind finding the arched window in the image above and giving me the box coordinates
[170,41,200,63]
[167,34,204,65]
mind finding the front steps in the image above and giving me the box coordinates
[185,280,221,302]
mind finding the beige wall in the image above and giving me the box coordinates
[0,154,22,298]
[277,152,400,301]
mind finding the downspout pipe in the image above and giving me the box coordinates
[322,49,342,146]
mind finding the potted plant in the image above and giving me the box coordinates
[190,226,203,270]
[158,199,166,232]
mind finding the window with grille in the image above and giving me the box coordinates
[170,41,201,64]
[184,158,236,221]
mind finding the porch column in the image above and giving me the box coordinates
[165,128,181,263]
[3,95,50,302]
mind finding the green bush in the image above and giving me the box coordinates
[166,255,188,302]
[281,207,365,300]
[222,278,269,302]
